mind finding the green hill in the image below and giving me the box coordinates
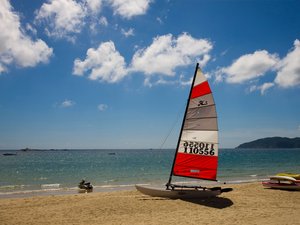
[236,137,300,149]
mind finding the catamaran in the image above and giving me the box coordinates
[262,176,300,191]
[136,63,232,198]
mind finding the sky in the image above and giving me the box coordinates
[0,0,300,149]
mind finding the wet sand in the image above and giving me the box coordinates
[1,182,299,225]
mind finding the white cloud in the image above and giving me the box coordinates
[72,33,212,84]
[35,0,151,40]
[130,33,212,76]
[60,99,76,107]
[259,82,275,94]
[249,82,275,95]
[121,28,134,37]
[220,50,279,84]
[108,0,151,19]
[214,39,300,93]
[85,0,103,14]
[275,39,300,88]
[198,54,211,68]
[249,85,257,93]
[0,64,6,73]
[35,0,86,40]
[88,16,107,34]
[0,0,53,73]
[73,41,127,82]
[97,104,108,111]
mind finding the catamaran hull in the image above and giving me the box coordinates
[262,182,300,190]
[135,185,221,199]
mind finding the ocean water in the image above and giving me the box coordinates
[0,148,300,197]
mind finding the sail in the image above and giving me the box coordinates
[172,64,218,181]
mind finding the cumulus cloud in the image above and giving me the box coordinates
[35,0,86,40]
[274,39,300,88]
[97,104,108,111]
[72,33,213,84]
[219,50,279,84]
[35,0,151,40]
[130,33,212,76]
[108,0,151,19]
[73,41,127,82]
[0,0,53,73]
[85,0,103,14]
[214,39,300,94]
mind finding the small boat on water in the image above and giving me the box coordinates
[262,176,300,191]
[3,153,17,156]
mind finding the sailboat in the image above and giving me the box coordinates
[136,63,231,198]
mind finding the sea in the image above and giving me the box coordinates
[1,148,300,198]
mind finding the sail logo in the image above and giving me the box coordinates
[197,100,208,106]
[182,141,215,156]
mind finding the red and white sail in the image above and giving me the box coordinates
[172,64,218,181]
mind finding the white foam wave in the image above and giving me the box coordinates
[0,184,28,190]
[41,183,60,189]
[96,184,134,188]
[0,188,61,196]
[221,178,268,184]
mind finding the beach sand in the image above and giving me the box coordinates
[1,182,299,225]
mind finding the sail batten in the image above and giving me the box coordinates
[170,63,219,182]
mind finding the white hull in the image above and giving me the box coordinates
[135,185,221,199]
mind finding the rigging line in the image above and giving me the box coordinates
[158,102,186,150]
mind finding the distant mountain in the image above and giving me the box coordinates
[236,137,300,149]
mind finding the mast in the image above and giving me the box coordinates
[166,63,199,189]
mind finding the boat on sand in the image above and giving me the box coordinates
[262,175,300,191]
[136,63,232,199]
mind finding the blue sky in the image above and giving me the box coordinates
[0,0,300,149]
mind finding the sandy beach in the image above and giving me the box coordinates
[1,182,299,225]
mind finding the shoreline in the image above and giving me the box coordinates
[0,178,269,200]
[1,182,299,225]
[0,184,137,199]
